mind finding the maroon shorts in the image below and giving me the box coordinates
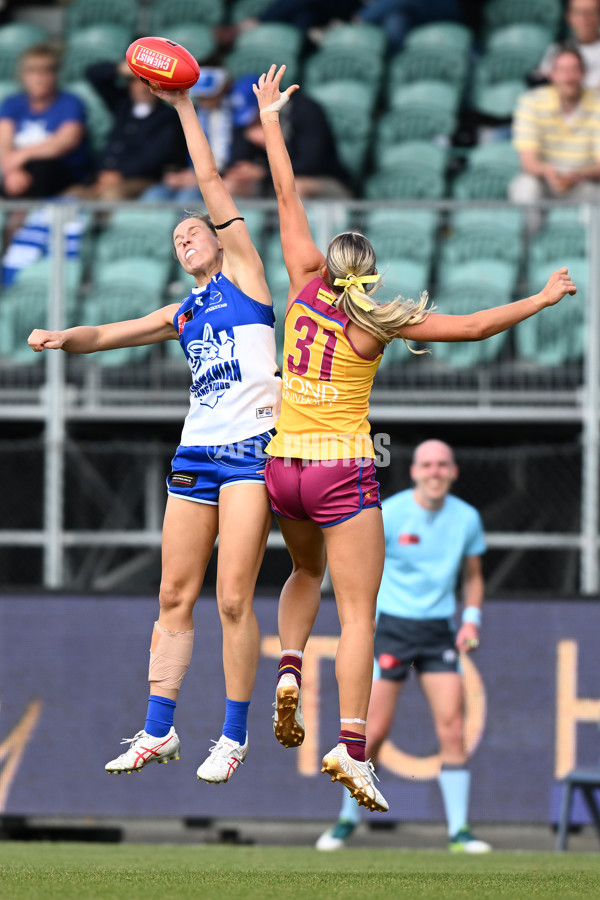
[264,456,381,528]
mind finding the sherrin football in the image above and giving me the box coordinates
[126,36,200,90]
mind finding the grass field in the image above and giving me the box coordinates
[1,843,599,900]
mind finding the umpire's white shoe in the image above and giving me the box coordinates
[449,827,492,853]
[105,727,180,773]
[197,733,248,783]
[316,819,357,851]
[274,673,305,748]
[321,743,389,813]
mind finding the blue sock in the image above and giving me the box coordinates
[222,698,250,744]
[438,764,470,837]
[339,784,362,825]
[144,695,176,738]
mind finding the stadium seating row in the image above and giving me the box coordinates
[0,204,587,369]
[0,1,564,186]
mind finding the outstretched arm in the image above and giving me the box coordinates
[28,304,179,354]
[401,268,577,343]
[254,65,325,301]
[149,86,268,303]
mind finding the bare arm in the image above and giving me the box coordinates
[400,267,576,344]
[148,87,269,304]
[28,304,179,354]
[254,65,326,303]
[455,555,484,654]
[0,118,16,174]
[15,121,84,164]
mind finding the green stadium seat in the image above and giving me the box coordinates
[230,0,273,25]
[64,80,113,157]
[305,80,376,180]
[364,208,438,265]
[96,209,177,263]
[65,0,139,35]
[365,164,445,200]
[476,24,552,85]
[428,287,510,367]
[164,24,217,64]
[0,285,47,364]
[378,258,430,304]
[483,0,562,34]
[388,46,468,91]
[450,206,524,235]
[405,21,472,54]
[148,0,225,30]
[15,256,83,290]
[235,206,267,248]
[452,142,520,199]
[304,48,384,92]
[304,24,386,91]
[320,23,387,56]
[473,79,526,120]
[529,221,587,265]
[79,286,161,366]
[93,256,172,294]
[516,259,587,365]
[441,209,524,269]
[374,140,447,174]
[226,23,303,82]
[373,258,431,368]
[377,82,458,144]
[389,80,461,114]
[60,25,132,83]
[266,263,291,360]
[0,23,48,81]
[439,258,518,295]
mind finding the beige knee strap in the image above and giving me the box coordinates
[148,621,194,691]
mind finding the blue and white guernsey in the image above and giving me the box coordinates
[173,272,281,446]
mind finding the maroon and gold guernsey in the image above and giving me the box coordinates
[266,277,383,460]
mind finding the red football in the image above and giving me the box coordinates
[126,36,200,90]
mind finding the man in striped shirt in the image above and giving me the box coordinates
[509,43,600,223]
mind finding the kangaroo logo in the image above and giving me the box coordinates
[187,323,241,409]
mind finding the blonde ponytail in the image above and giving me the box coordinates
[326,232,431,349]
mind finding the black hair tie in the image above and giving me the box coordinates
[214,216,245,230]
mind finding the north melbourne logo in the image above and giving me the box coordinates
[187,323,241,409]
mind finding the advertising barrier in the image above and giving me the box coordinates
[1,596,599,822]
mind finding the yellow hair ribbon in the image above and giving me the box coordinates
[334,273,380,311]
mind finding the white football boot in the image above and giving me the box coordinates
[105,727,180,774]
[321,743,389,812]
[196,733,248,783]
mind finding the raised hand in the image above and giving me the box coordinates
[253,64,299,114]
[538,267,577,308]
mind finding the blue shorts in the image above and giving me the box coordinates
[167,430,273,505]
[374,614,460,682]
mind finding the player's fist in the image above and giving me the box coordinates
[28,329,65,352]
[538,267,577,307]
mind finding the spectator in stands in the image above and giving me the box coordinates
[142,67,234,206]
[354,0,463,52]
[509,44,600,224]
[0,44,88,198]
[223,75,351,199]
[537,0,600,89]
[65,61,187,200]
